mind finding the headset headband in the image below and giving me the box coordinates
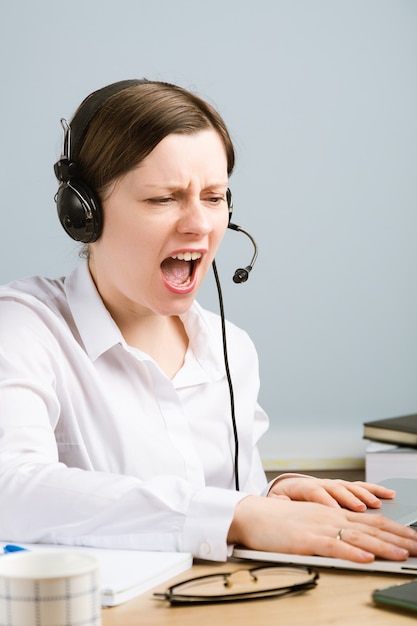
[68,79,146,162]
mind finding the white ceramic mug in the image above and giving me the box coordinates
[0,550,101,626]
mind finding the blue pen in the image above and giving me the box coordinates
[3,545,29,554]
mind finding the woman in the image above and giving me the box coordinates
[0,79,416,563]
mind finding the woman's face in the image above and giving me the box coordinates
[88,129,230,318]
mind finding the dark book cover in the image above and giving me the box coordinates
[363,413,417,447]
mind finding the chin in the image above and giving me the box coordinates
[155,294,196,318]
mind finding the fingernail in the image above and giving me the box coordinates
[393,547,409,558]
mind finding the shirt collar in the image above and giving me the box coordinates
[178,302,225,382]
[65,260,225,380]
[65,260,123,361]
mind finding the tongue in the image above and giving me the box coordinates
[161,258,191,285]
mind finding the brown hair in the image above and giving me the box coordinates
[73,80,235,197]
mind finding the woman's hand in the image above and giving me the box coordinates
[228,495,417,563]
[268,476,396,511]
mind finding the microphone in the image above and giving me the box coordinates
[228,222,259,283]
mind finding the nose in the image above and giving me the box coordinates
[176,196,213,236]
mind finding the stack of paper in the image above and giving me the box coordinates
[0,543,193,606]
[365,441,417,483]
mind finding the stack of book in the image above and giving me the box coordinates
[363,413,417,483]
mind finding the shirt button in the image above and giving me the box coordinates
[200,542,211,556]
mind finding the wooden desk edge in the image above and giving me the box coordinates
[102,558,417,625]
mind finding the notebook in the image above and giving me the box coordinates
[233,478,417,575]
[0,543,193,606]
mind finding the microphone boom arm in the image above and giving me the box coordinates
[228,222,259,283]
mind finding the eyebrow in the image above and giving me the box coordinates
[142,182,229,191]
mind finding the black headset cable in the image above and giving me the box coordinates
[212,259,240,491]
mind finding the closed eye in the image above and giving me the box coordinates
[147,197,174,205]
[207,197,223,204]
[203,194,227,206]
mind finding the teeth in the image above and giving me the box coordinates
[171,251,202,261]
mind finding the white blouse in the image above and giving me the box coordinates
[0,261,269,560]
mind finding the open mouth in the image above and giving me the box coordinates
[160,251,202,288]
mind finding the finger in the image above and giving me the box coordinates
[294,485,342,508]
[351,481,396,501]
[343,511,417,554]
[328,481,394,511]
[358,512,417,549]
[335,482,382,510]
[268,481,342,507]
[309,515,417,563]
[367,526,417,556]
[298,482,369,511]
[312,482,371,511]
[268,493,291,501]
[332,526,410,561]
[301,528,376,563]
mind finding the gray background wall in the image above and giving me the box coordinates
[1,0,416,472]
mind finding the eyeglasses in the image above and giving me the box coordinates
[154,564,319,605]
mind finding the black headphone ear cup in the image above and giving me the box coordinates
[226,188,233,223]
[56,180,102,243]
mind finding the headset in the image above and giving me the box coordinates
[54,79,258,279]
[54,79,259,489]
[54,80,144,243]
